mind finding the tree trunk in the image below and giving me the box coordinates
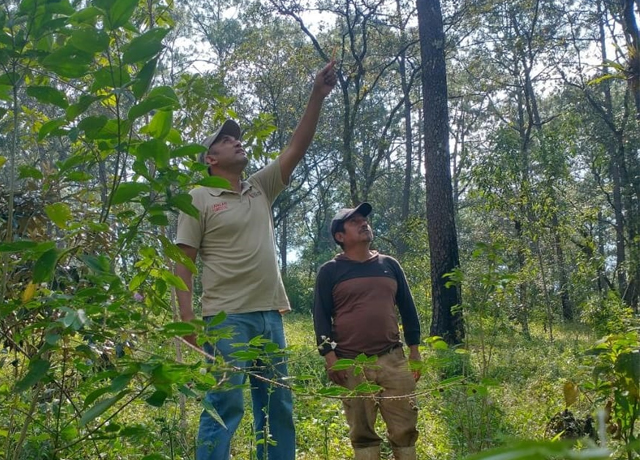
[418,0,464,345]
[620,0,640,118]
[397,0,414,256]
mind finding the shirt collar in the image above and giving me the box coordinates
[207,180,252,197]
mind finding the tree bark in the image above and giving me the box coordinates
[417,0,464,344]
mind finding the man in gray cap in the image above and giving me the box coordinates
[175,61,336,460]
[313,203,422,460]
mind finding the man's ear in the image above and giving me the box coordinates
[204,152,218,167]
[335,232,344,244]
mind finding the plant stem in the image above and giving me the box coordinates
[11,382,44,460]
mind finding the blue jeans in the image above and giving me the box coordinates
[197,311,295,460]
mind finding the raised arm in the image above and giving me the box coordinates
[279,60,337,184]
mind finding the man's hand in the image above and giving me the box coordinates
[409,345,422,382]
[324,351,348,387]
[313,60,337,99]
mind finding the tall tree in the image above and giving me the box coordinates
[417,0,464,344]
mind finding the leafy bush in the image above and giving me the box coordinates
[579,291,635,336]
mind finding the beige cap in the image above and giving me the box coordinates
[198,119,242,164]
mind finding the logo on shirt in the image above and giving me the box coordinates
[212,202,228,213]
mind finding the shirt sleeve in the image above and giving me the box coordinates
[313,263,336,356]
[249,157,287,204]
[388,257,421,346]
[175,189,204,249]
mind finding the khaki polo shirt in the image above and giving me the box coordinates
[176,158,290,316]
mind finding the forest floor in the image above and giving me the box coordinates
[169,314,601,460]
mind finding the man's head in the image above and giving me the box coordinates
[330,202,373,249]
[199,119,247,176]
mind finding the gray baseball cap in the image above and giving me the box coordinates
[330,202,372,243]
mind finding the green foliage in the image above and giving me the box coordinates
[582,331,640,456]
[462,440,608,460]
[447,242,519,377]
[0,0,232,457]
[281,269,314,313]
[579,292,635,336]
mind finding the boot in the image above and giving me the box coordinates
[354,445,381,460]
[392,446,417,460]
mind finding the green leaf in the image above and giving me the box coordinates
[207,311,227,328]
[84,386,111,408]
[69,27,110,54]
[122,28,170,64]
[111,182,150,205]
[60,425,77,441]
[91,66,131,91]
[69,6,102,24]
[127,86,179,120]
[160,269,188,290]
[39,118,67,141]
[162,322,196,336]
[45,203,72,229]
[330,359,354,371]
[77,115,108,136]
[66,95,100,121]
[0,156,5,169]
[111,372,136,392]
[616,351,640,386]
[147,110,172,139]
[0,240,37,252]
[44,0,75,15]
[0,72,20,86]
[166,128,182,144]
[80,391,128,427]
[431,340,449,350]
[64,171,93,182]
[106,0,138,29]
[0,85,11,102]
[159,235,196,274]
[18,165,43,180]
[41,46,92,78]
[129,272,146,291]
[317,386,349,397]
[170,144,205,159]
[131,58,157,99]
[136,139,169,168]
[14,359,50,392]
[33,248,59,283]
[85,118,130,141]
[353,382,383,393]
[148,213,169,226]
[145,390,168,407]
[26,86,69,108]
[81,254,111,273]
[230,350,260,361]
[168,193,199,219]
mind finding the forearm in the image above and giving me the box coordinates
[408,344,420,360]
[290,91,325,151]
[175,263,195,321]
[280,91,326,182]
